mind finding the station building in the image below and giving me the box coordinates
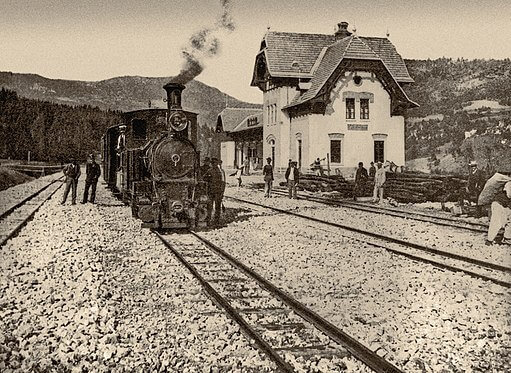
[250,22,418,176]
[216,107,263,171]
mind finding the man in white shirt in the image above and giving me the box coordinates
[285,161,300,199]
[372,162,386,204]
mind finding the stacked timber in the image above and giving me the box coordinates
[383,172,466,203]
[279,172,467,203]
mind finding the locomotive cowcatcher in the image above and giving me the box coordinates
[101,83,209,229]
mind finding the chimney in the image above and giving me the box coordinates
[335,22,352,40]
[163,82,185,111]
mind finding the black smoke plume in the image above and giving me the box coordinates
[172,0,235,85]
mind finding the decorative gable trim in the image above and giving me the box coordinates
[342,91,374,103]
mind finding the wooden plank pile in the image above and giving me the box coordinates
[279,172,467,203]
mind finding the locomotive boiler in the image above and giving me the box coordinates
[102,83,209,228]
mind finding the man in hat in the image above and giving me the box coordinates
[460,161,485,215]
[62,159,81,205]
[82,154,101,204]
[354,161,369,200]
[263,157,274,197]
[204,158,224,226]
[285,161,300,199]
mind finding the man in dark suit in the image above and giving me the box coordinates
[354,161,369,200]
[204,158,224,226]
[62,159,81,205]
[460,161,486,216]
[82,154,101,204]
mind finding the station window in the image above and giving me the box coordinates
[374,140,384,163]
[330,140,342,163]
[360,99,369,119]
[346,98,355,119]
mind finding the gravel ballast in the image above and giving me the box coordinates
[197,180,511,372]
[1,178,276,372]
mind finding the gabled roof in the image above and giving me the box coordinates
[231,112,263,133]
[263,32,333,77]
[283,35,418,109]
[217,107,262,133]
[253,31,413,84]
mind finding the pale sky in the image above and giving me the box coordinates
[1,0,510,103]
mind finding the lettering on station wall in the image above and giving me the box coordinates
[348,124,368,131]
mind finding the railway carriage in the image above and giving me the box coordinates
[102,83,209,229]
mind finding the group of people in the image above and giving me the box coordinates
[61,155,101,205]
[230,156,297,200]
[353,161,387,203]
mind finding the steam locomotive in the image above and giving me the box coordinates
[101,83,209,228]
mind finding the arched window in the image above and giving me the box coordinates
[267,137,276,166]
[295,133,302,168]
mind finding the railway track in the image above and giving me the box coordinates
[0,177,64,247]
[155,230,404,373]
[225,195,511,289]
[271,187,488,233]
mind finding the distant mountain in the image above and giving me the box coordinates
[402,58,511,174]
[0,72,261,130]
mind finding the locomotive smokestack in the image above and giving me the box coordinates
[163,82,185,111]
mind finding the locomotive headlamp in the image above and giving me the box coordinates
[168,111,188,132]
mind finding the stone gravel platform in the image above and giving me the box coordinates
[0,176,276,372]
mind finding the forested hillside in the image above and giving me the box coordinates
[0,89,120,161]
[1,60,510,173]
[0,73,261,162]
[403,58,511,174]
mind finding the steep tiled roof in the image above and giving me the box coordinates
[284,35,417,109]
[264,32,333,76]
[231,112,263,133]
[217,108,261,132]
[260,31,413,83]
[363,37,414,83]
[290,37,352,104]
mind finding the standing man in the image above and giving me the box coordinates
[263,157,274,198]
[353,162,369,200]
[62,159,81,205]
[372,161,386,204]
[460,161,485,216]
[369,162,376,178]
[486,181,511,245]
[218,159,226,212]
[285,161,300,199]
[204,158,224,226]
[243,157,250,176]
[82,154,101,204]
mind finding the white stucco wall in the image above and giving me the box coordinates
[220,141,235,169]
[263,86,301,170]
[307,72,405,177]
[262,72,406,176]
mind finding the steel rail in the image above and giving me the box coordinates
[154,231,295,373]
[0,176,64,220]
[271,187,487,233]
[0,181,64,247]
[225,196,511,288]
[189,231,404,373]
